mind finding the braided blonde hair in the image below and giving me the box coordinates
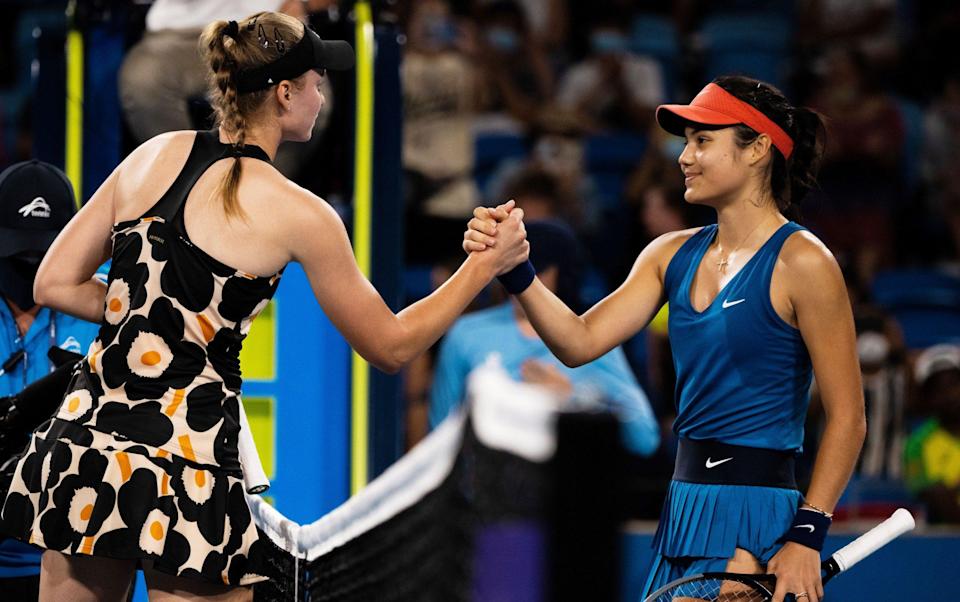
[199,12,305,219]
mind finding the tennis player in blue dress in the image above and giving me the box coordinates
[464,76,866,602]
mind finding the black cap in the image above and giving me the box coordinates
[526,219,584,309]
[235,26,354,94]
[0,160,77,258]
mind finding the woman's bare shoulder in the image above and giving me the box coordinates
[777,229,845,300]
[779,229,838,274]
[245,169,343,232]
[652,227,704,249]
[113,131,198,217]
[121,130,197,171]
[646,226,704,263]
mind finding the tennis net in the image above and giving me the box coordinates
[248,359,625,601]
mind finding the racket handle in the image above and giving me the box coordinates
[831,508,915,573]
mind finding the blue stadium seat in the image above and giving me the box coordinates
[895,98,925,193]
[630,15,680,100]
[473,133,528,197]
[872,269,960,309]
[473,133,527,172]
[700,14,793,91]
[584,133,646,210]
[584,133,647,172]
[1,9,67,160]
[872,269,960,349]
[834,475,922,522]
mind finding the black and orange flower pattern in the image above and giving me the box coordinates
[1,143,282,589]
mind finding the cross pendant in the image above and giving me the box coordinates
[717,256,728,272]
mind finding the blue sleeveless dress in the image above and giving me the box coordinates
[641,222,814,597]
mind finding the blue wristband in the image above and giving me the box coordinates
[497,260,536,295]
[779,507,832,551]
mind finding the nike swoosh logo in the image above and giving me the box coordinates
[794,524,816,532]
[722,298,746,308]
[705,457,733,468]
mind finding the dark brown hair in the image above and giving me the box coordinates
[713,75,827,212]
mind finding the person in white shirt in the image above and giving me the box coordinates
[556,10,665,133]
[119,0,335,177]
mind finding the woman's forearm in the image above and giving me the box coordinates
[517,279,594,367]
[385,255,494,372]
[35,278,107,324]
[804,410,867,511]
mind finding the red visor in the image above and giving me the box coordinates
[656,83,794,159]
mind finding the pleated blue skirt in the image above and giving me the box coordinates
[639,479,801,599]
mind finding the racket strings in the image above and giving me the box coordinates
[649,577,771,601]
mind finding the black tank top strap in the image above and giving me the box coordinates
[144,129,272,230]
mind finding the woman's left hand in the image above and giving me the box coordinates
[463,201,515,254]
[766,542,823,602]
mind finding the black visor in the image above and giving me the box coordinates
[235,26,354,94]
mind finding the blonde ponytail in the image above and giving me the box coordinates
[199,13,304,220]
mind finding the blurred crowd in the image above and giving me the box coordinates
[395,0,960,525]
[1,0,959,524]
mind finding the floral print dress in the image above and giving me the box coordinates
[0,130,282,586]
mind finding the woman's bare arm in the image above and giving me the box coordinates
[32,169,116,322]
[465,207,693,367]
[289,196,528,374]
[516,231,688,366]
[766,233,866,602]
[789,234,866,511]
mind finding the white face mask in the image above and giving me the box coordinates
[857,331,891,366]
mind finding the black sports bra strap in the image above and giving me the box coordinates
[144,130,272,225]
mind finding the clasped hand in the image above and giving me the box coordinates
[463,200,530,276]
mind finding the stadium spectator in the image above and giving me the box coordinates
[904,344,960,524]
[484,116,599,235]
[0,161,100,601]
[404,168,577,448]
[402,0,482,262]
[511,0,569,54]
[851,290,908,479]
[922,71,960,267]
[430,220,660,457]
[807,47,904,282]
[811,48,904,173]
[797,0,899,66]
[473,0,556,132]
[556,9,665,133]
[500,164,577,224]
[804,267,908,482]
[118,0,336,177]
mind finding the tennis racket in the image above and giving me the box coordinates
[643,508,916,601]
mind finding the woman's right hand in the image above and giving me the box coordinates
[464,201,530,276]
[463,199,514,253]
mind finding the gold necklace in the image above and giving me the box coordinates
[716,215,775,273]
